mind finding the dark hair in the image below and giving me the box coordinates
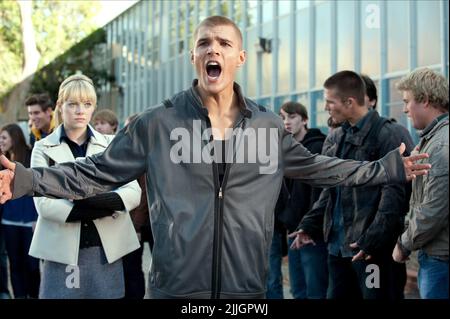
[360,74,378,109]
[193,16,243,47]
[323,70,366,106]
[0,123,29,164]
[280,101,309,129]
[92,109,119,130]
[25,93,54,112]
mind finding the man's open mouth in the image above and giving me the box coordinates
[206,61,222,79]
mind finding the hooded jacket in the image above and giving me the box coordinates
[276,128,326,233]
[13,81,407,299]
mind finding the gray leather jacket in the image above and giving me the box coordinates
[14,81,407,298]
[401,115,449,258]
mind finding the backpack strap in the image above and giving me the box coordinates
[365,116,390,161]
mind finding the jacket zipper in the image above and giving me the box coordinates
[209,115,245,299]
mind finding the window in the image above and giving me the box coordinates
[315,1,331,87]
[417,1,441,67]
[246,27,257,97]
[387,77,408,126]
[337,1,355,71]
[262,1,274,23]
[278,16,290,94]
[311,90,328,129]
[296,6,309,91]
[387,1,408,73]
[274,95,291,114]
[262,23,273,95]
[247,1,258,27]
[361,0,380,75]
[278,1,291,16]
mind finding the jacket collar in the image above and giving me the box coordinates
[340,110,380,147]
[420,113,449,140]
[42,124,109,148]
[188,79,252,119]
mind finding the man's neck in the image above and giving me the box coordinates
[424,109,448,128]
[348,106,369,126]
[196,85,240,140]
[197,85,237,117]
[64,126,88,145]
[294,128,307,142]
[40,122,51,134]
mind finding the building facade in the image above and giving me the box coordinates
[99,0,449,140]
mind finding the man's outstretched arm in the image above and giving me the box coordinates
[283,131,430,187]
[0,111,152,204]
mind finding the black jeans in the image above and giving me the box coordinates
[327,253,405,300]
[122,244,146,299]
[0,225,10,294]
[2,225,40,298]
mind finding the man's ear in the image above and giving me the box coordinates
[422,94,430,108]
[238,50,246,67]
[347,97,356,107]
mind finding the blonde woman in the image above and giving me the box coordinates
[29,74,141,298]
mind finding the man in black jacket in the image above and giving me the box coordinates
[277,102,328,299]
[267,101,328,299]
[291,71,414,299]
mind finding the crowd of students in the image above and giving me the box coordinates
[0,16,447,300]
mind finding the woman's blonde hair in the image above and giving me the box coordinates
[54,74,97,126]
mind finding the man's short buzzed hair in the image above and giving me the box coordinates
[397,68,449,112]
[193,16,243,48]
[324,71,366,106]
[25,93,54,112]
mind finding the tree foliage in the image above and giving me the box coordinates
[29,28,109,102]
[0,1,22,94]
[0,0,101,99]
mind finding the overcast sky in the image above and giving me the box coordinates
[95,0,138,27]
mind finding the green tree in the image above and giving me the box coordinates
[0,0,100,123]
[32,0,100,67]
[0,1,22,97]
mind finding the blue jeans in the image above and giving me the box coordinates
[288,238,328,299]
[266,228,284,299]
[2,225,40,298]
[418,250,449,299]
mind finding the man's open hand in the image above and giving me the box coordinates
[0,155,16,204]
[398,143,430,181]
[288,229,315,250]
